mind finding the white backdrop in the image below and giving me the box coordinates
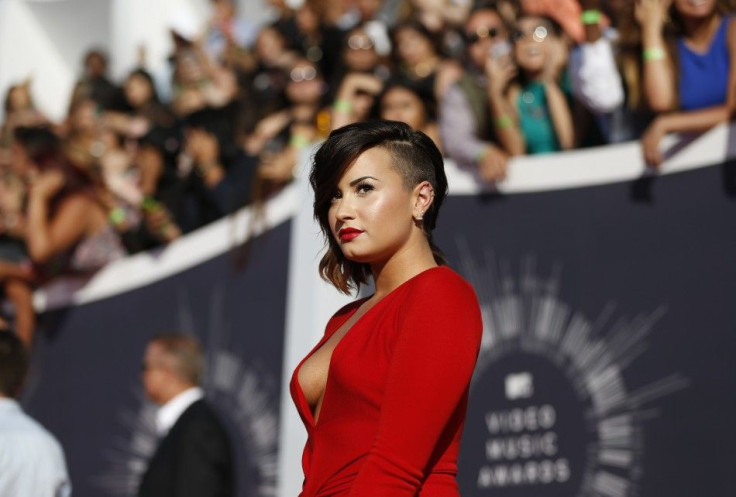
[0,0,273,122]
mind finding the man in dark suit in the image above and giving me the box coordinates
[138,333,233,497]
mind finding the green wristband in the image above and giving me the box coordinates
[494,115,513,130]
[142,196,159,212]
[108,207,126,225]
[643,47,666,62]
[333,99,352,113]
[581,9,602,25]
[290,134,310,148]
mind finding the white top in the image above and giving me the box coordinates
[0,398,71,497]
[155,387,204,436]
[569,34,625,113]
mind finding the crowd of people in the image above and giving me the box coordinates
[1,0,735,346]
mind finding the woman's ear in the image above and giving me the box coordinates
[412,181,435,221]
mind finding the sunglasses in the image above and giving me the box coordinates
[511,25,549,43]
[464,26,502,45]
[290,66,318,83]
[347,34,375,50]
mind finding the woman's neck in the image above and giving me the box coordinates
[684,12,721,49]
[370,238,437,299]
[522,67,544,82]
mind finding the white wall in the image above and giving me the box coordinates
[109,0,208,83]
[0,0,76,122]
[0,0,273,123]
[26,0,111,70]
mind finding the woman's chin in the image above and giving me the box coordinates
[343,251,372,264]
[679,0,715,17]
[518,58,545,75]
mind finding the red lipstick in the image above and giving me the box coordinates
[338,227,364,242]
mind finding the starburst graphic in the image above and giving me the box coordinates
[94,287,280,496]
[457,247,689,497]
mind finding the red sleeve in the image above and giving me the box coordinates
[348,271,483,496]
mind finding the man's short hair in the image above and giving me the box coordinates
[0,331,29,397]
[150,333,204,385]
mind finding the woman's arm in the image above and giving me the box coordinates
[544,80,575,150]
[0,261,33,282]
[26,173,92,263]
[243,110,292,157]
[439,84,509,182]
[433,60,463,102]
[636,0,677,112]
[257,122,316,182]
[330,73,384,131]
[642,17,736,166]
[486,55,526,156]
[491,85,526,156]
[348,272,482,496]
[641,105,732,166]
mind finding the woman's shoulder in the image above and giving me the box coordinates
[401,266,483,339]
[404,265,478,302]
[54,192,98,218]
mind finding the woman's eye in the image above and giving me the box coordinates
[356,183,374,194]
[330,191,342,201]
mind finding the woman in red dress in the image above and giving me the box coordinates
[291,120,483,496]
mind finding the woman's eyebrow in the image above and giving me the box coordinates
[348,176,379,186]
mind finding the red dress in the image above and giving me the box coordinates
[290,266,483,496]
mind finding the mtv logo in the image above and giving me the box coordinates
[505,372,534,400]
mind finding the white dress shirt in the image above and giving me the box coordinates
[0,398,71,497]
[155,386,204,436]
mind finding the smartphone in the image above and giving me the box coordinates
[490,40,513,60]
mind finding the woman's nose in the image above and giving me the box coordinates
[333,197,355,221]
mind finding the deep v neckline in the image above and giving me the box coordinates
[293,266,444,427]
[294,295,378,427]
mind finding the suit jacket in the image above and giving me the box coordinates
[138,399,234,497]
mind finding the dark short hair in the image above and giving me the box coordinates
[0,331,28,397]
[13,126,60,163]
[149,333,204,385]
[126,68,161,104]
[13,126,95,194]
[467,1,503,22]
[390,19,443,58]
[469,0,503,17]
[310,120,448,294]
[372,78,438,123]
